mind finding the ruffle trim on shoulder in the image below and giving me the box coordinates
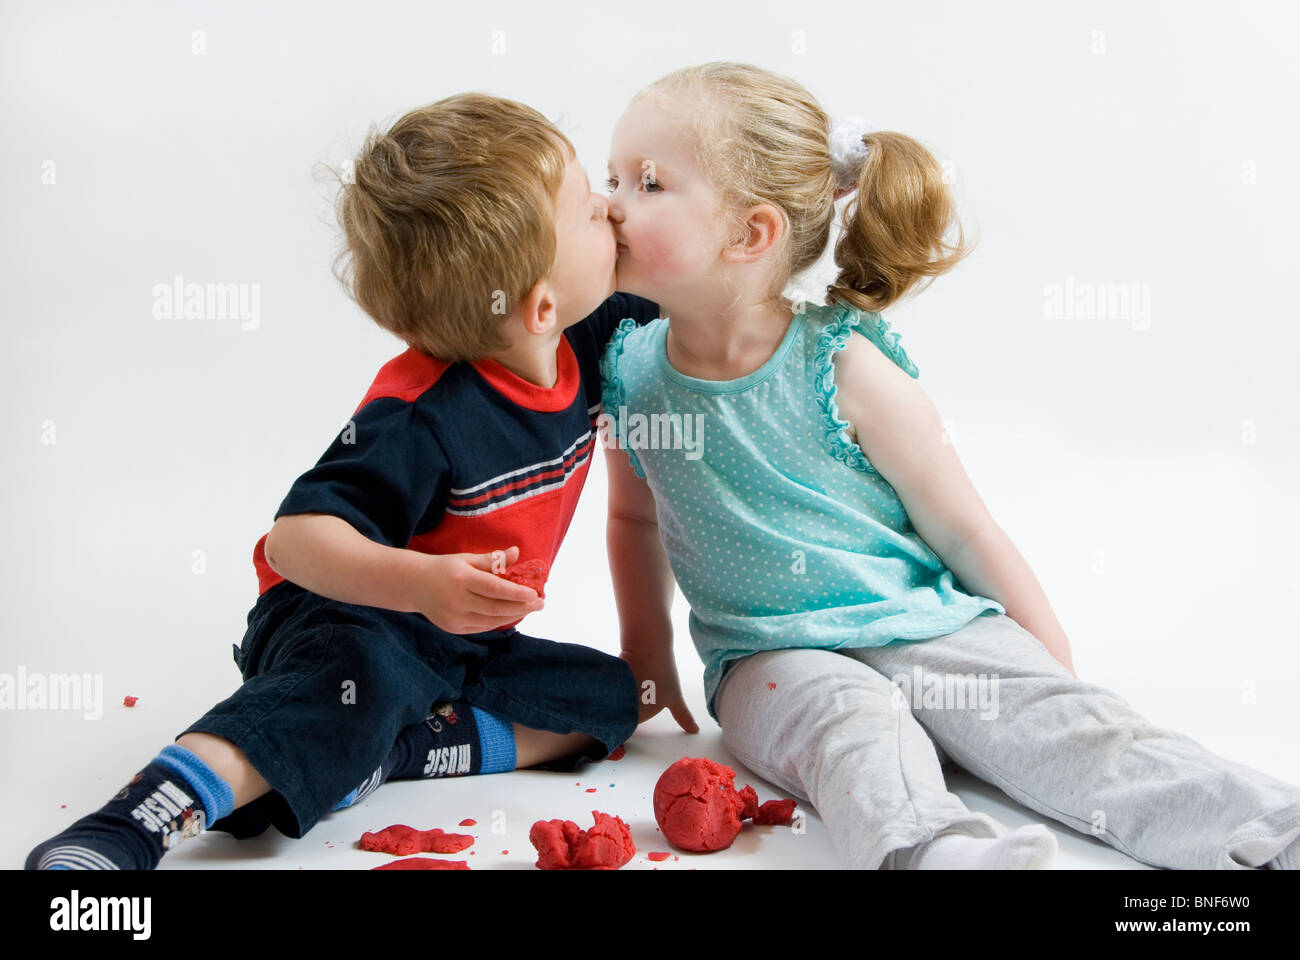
[813,308,874,475]
[598,317,646,480]
[812,303,919,475]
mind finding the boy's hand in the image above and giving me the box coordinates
[411,545,544,634]
[620,646,699,733]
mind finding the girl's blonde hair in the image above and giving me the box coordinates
[327,93,574,361]
[635,62,970,314]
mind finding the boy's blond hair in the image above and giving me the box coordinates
[330,93,574,361]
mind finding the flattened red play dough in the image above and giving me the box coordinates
[647,851,671,862]
[372,857,470,870]
[360,824,475,856]
[529,810,636,870]
[653,757,754,852]
[496,558,548,598]
[753,798,798,825]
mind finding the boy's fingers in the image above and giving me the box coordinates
[465,546,520,573]
[466,569,541,604]
[466,594,542,618]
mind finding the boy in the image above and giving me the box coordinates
[25,93,659,870]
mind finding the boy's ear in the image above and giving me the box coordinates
[517,279,560,336]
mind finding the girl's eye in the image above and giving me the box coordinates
[605,175,661,193]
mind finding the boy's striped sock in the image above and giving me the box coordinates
[331,702,516,811]
[25,743,235,870]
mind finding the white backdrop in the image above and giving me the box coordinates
[4,0,1298,869]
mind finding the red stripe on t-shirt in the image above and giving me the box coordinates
[353,347,451,415]
[448,436,593,507]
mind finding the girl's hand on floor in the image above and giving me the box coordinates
[620,646,700,733]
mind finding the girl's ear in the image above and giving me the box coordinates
[722,203,785,263]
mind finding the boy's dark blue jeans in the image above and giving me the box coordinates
[176,580,638,840]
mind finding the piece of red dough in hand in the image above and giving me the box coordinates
[753,798,798,825]
[529,810,635,870]
[360,824,475,856]
[653,757,755,852]
[372,857,470,870]
[496,558,548,598]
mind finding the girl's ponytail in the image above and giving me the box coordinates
[827,131,970,314]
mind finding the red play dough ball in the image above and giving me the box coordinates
[653,757,751,852]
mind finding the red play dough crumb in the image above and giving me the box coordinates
[606,744,626,762]
[753,798,798,825]
[738,785,759,820]
[123,696,138,707]
[458,818,476,827]
[585,787,597,793]
[647,851,671,862]
[372,858,469,870]
[496,558,548,598]
[360,824,474,856]
[767,682,776,690]
[529,811,636,870]
[653,757,755,852]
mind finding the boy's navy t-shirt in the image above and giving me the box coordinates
[252,292,660,624]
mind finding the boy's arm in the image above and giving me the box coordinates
[584,292,662,348]
[264,513,429,613]
[261,395,540,631]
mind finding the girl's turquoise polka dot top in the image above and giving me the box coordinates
[600,298,1004,724]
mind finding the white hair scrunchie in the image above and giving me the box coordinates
[829,116,872,195]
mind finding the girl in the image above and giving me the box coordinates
[598,61,1300,870]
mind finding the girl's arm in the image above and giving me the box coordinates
[603,444,699,732]
[833,337,1078,677]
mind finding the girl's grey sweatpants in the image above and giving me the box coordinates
[713,610,1300,869]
